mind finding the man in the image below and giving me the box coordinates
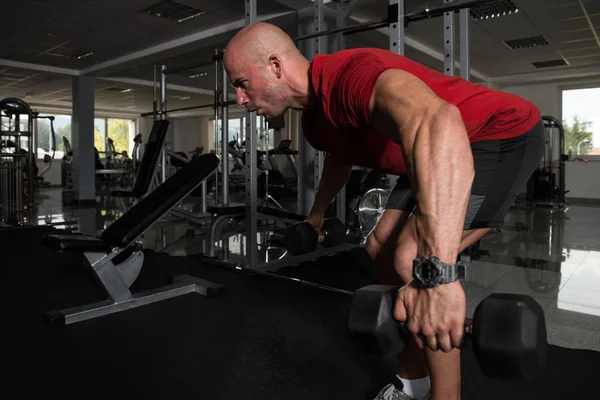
[224,22,544,400]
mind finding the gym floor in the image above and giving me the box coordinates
[2,187,599,399]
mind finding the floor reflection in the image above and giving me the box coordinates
[17,187,600,351]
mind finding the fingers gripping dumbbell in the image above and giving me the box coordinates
[347,285,548,382]
[284,218,346,255]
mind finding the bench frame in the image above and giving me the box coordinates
[44,153,225,326]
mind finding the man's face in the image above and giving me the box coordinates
[225,53,287,120]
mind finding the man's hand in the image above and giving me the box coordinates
[393,281,466,353]
[305,212,325,243]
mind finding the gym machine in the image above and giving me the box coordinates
[526,116,567,208]
[94,137,136,194]
[61,127,154,206]
[145,53,235,219]
[32,112,57,189]
[258,138,299,201]
[0,98,35,225]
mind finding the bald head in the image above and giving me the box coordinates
[225,22,302,67]
[223,22,312,120]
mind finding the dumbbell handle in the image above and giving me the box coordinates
[316,228,333,241]
[396,317,474,348]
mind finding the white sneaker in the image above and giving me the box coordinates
[373,382,431,400]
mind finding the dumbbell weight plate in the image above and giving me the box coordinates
[321,218,347,248]
[472,293,547,382]
[284,222,318,256]
[348,285,410,356]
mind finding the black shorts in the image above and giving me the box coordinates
[384,119,546,230]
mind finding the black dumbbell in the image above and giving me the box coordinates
[347,285,547,382]
[284,218,346,255]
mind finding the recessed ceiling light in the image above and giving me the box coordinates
[470,0,518,20]
[143,1,205,24]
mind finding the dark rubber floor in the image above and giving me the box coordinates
[1,226,598,399]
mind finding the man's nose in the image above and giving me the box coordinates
[236,88,248,107]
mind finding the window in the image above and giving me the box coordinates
[35,115,54,159]
[94,118,106,153]
[241,115,275,150]
[107,118,136,157]
[35,114,71,159]
[32,115,135,160]
[562,87,600,157]
[228,118,242,143]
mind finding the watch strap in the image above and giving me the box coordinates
[442,260,468,282]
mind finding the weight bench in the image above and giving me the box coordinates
[43,153,225,326]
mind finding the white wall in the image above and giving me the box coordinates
[564,160,600,200]
[499,76,600,201]
[137,117,154,144]
[499,83,560,118]
[171,116,211,153]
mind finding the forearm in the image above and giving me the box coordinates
[309,154,352,216]
[408,105,474,265]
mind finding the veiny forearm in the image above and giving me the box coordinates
[408,105,474,264]
[309,154,353,216]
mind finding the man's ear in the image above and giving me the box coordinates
[269,54,283,78]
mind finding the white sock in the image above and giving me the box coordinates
[396,375,431,400]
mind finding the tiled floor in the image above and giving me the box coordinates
[18,187,600,353]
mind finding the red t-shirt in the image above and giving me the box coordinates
[301,48,541,175]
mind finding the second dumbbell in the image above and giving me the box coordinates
[284,218,346,255]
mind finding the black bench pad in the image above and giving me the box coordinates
[43,234,112,252]
[207,204,246,215]
[257,206,305,222]
[111,190,140,198]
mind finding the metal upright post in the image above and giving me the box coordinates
[296,13,315,218]
[389,0,405,55]
[245,0,258,269]
[221,57,229,205]
[153,66,158,121]
[334,1,346,225]
[313,0,324,199]
[336,3,346,51]
[296,4,325,217]
[459,8,470,80]
[160,65,168,183]
[444,0,455,76]
[213,50,220,203]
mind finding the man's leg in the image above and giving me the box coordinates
[366,211,490,400]
[365,119,545,399]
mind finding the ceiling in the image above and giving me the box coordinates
[0,0,599,118]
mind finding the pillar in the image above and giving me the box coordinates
[71,75,96,204]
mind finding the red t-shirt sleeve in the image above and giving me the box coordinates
[327,53,389,129]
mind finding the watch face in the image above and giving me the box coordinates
[417,259,443,285]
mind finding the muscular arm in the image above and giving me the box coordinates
[369,69,474,266]
[308,153,353,217]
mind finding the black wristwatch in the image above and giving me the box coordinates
[412,255,467,288]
